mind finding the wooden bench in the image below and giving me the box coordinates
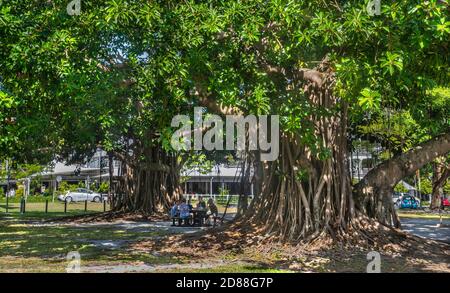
[171,216,191,226]
[171,216,179,226]
[172,214,220,227]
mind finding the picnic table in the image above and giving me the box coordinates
[191,209,208,226]
[170,208,207,227]
[171,208,221,227]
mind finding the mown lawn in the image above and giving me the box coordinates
[0,213,292,273]
[0,201,110,217]
[0,209,448,273]
[398,210,450,220]
[0,215,179,273]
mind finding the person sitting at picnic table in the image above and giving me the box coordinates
[207,198,218,217]
[196,196,207,210]
[187,199,193,212]
[178,198,191,226]
[206,198,219,226]
[170,200,179,226]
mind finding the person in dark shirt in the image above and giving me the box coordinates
[207,198,218,217]
[197,196,207,210]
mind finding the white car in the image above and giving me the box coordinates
[58,188,104,203]
[392,192,405,206]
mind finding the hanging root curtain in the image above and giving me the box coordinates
[240,64,359,241]
[112,145,182,215]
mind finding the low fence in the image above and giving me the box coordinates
[1,194,252,215]
[0,197,110,215]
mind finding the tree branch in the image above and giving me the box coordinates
[355,131,450,201]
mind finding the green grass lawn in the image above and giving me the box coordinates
[0,211,285,273]
[0,213,448,273]
[0,201,110,218]
[1,203,447,273]
[397,211,450,219]
[0,215,179,272]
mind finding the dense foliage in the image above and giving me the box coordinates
[0,1,448,232]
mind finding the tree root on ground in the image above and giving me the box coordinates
[130,216,450,264]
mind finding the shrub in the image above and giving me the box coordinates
[216,195,239,205]
[57,181,77,194]
[219,187,229,196]
[394,183,409,193]
[444,180,450,195]
[419,178,432,195]
[15,186,24,198]
[97,181,109,193]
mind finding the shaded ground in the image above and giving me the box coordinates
[129,217,450,273]
[0,213,448,273]
[400,218,450,243]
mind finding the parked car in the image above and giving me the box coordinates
[441,195,450,209]
[398,195,420,209]
[57,188,104,203]
[392,192,403,204]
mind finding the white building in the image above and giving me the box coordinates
[34,150,122,192]
[182,164,254,199]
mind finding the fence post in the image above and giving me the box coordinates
[23,198,26,214]
[84,200,87,212]
[20,198,25,214]
[64,200,67,213]
[5,195,9,213]
[45,200,48,213]
[103,200,106,212]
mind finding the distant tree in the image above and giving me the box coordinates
[419,178,433,196]
[394,183,409,194]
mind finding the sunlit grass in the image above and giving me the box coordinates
[0,215,181,272]
[0,210,447,273]
[398,212,450,219]
[0,201,110,216]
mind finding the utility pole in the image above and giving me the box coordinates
[108,151,114,209]
[99,149,102,190]
[6,159,10,196]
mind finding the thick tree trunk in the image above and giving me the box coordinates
[236,157,251,218]
[355,132,450,226]
[241,70,356,241]
[194,51,450,240]
[237,56,450,240]
[430,157,449,209]
[113,146,182,214]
